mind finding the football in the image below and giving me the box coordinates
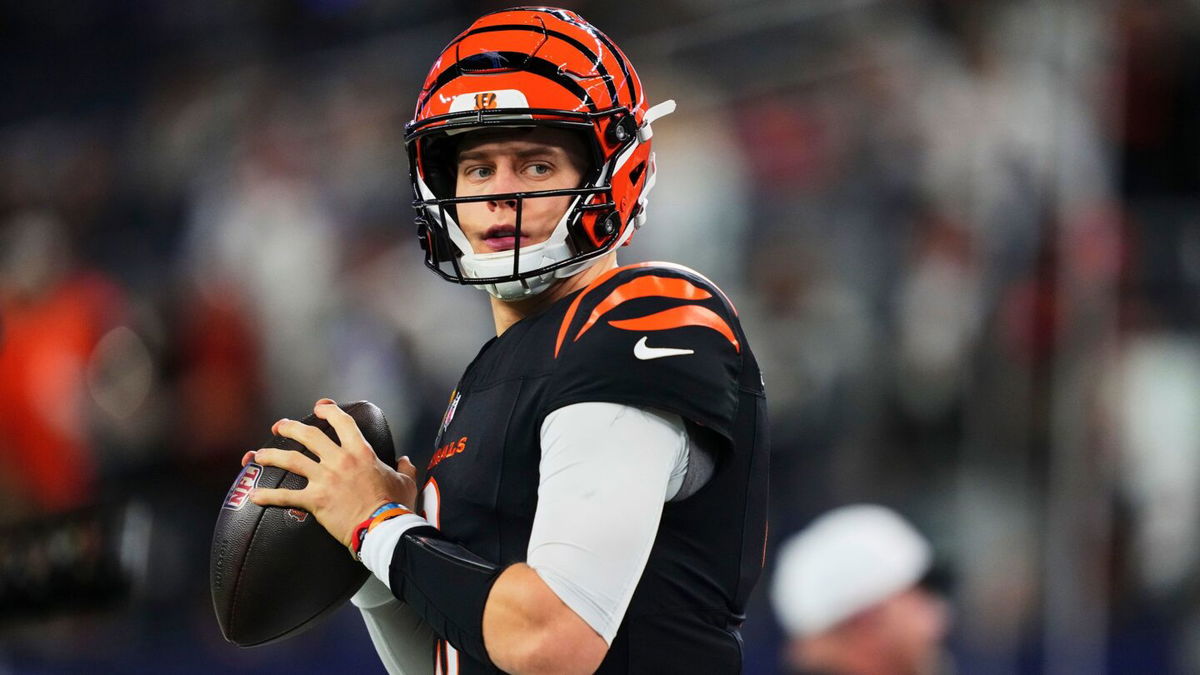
[210,400,396,647]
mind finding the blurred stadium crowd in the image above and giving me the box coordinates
[2,0,1199,673]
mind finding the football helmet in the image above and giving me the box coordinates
[405,7,675,300]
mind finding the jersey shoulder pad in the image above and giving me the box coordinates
[545,262,744,439]
[553,262,742,359]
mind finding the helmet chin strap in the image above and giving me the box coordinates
[449,193,588,301]
[463,240,571,300]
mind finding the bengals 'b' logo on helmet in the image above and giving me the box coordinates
[473,92,498,110]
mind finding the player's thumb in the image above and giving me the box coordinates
[396,455,417,479]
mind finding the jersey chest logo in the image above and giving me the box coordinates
[439,390,461,436]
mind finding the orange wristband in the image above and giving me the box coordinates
[349,502,414,560]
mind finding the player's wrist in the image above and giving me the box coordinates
[349,501,414,560]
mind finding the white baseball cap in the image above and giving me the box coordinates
[770,504,933,636]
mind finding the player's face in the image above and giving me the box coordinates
[880,588,948,674]
[454,127,588,254]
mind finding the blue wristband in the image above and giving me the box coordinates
[370,501,404,520]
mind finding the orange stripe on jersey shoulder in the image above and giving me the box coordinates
[636,261,740,316]
[574,275,712,342]
[554,263,657,358]
[608,305,741,353]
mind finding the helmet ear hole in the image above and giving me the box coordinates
[628,161,646,186]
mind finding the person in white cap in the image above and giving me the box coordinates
[770,505,952,675]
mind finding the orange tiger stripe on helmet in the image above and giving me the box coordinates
[415,7,642,126]
[462,8,641,111]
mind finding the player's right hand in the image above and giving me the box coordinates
[248,399,418,548]
[240,432,418,496]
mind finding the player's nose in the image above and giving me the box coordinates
[487,166,520,211]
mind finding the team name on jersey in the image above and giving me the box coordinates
[428,436,469,471]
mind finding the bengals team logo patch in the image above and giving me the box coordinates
[448,89,529,113]
[440,391,461,435]
[223,463,263,511]
[473,92,498,109]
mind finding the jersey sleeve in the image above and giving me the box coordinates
[543,264,747,443]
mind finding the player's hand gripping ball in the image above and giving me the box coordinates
[209,399,405,647]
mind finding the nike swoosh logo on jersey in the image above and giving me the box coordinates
[634,336,694,360]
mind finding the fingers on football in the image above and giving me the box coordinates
[273,418,334,458]
[241,450,257,467]
[312,400,369,454]
[253,447,319,477]
[250,486,308,510]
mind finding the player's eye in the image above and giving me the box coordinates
[525,162,552,177]
[464,166,493,180]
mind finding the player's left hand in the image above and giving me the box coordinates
[248,398,418,548]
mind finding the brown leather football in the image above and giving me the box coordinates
[210,400,395,647]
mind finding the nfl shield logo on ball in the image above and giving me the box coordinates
[223,463,263,510]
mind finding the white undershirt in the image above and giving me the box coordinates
[356,401,692,671]
[529,402,689,642]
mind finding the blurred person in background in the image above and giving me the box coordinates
[0,211,128,516]
[771,505,952,675]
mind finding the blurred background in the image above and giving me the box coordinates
[1,0,1198,672]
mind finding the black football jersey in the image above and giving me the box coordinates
[415,262,769,674]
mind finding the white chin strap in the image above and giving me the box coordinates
[458,235,586,301]
[422,100,677,301]
[419,177,589,300]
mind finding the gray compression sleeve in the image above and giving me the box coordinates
[351,576,436,675]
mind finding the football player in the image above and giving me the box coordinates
[245,7,769,674]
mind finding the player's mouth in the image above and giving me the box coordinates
[482,225,530,252]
